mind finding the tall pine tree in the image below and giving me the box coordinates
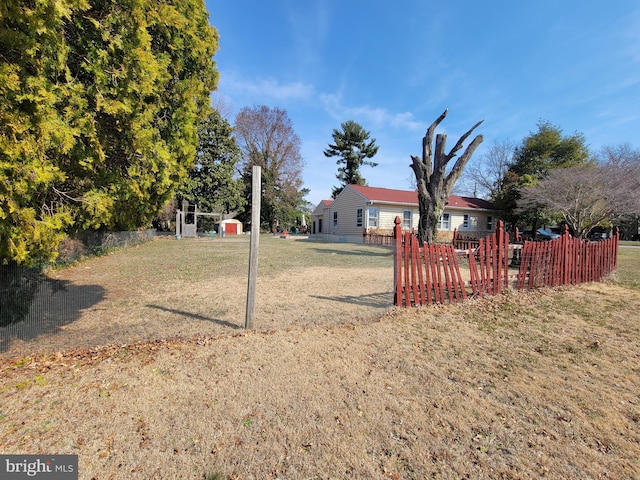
[324,120,379,198]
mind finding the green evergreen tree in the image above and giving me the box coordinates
[178,111,244,215]
[492,120,590,232]
[0,0,219,265]
[324,120,379,198]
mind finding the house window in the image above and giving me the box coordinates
[439,212,450,230]
[356,208,363,228]
[403,210,412,229]
[367,207,379,228]
[463,214,469,229]
[318,218,323,233]
[487,215,493,231]
[333,211,338,227]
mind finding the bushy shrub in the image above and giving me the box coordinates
[56,237,88,264]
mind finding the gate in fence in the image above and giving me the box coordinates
[393,217,619,307]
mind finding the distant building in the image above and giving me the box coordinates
[310,185,498,243]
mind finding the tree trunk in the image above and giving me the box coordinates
[411,109,484,244]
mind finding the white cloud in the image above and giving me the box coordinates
[319,93,425,132]
[219,72,315,102]
[390,112,425,131]
[623,8,640,62]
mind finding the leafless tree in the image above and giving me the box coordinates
[210,92,235,119]
[410,109,484,244]
[518,159,640,239]
[596,143,640,168]
[465,138,515,198]
[595,143,640,238]
[234,106,305,231]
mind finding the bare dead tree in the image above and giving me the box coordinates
[410,109,484,244]
[597,143,640,168]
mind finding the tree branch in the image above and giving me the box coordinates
[434,133,447,174]
[52,185,83,203]
[442,133,485,206]
[445,119,484,162]
[422,108,448,171]
[410,155,425,182]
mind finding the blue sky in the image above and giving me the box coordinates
[204,0,640,206]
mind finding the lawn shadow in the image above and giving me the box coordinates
[310,291,393,308]
[146,304,242,330]
[0,277,105,355]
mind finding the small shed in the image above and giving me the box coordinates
[220,219,243,236]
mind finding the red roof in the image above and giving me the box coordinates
[312,199,333,214]
[447,195,496,210]
[347,185,496,210]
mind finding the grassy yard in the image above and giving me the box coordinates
[617,244,640,288]
[1,236,395,356]
[1,236,639,479]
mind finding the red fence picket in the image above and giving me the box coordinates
[516,226,619,289]
[393,217,620,308]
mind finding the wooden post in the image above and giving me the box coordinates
[503,229,510,290]
[495,221,503,294]
[181,199,188,236]
[612,227,619,273]
[403,232,411,306]
[410,234,420,305]
[393,216,402,306]
[245,166,262,329]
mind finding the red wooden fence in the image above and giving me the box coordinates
[393,217,619,307]
[516,225,619,289]
[363,229,395,246]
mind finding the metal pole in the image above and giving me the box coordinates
[245,166,261,329]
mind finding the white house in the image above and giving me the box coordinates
[310,185,498,243]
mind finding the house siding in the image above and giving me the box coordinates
[311,185,497,243]
[311,200,332,235]
[449,211,494,233]
[373,205,419,232]
[326,187,367,239]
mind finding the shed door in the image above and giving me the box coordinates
[225,223,238,235]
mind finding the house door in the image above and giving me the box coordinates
[225,223,238,235]
[318,219,323,233]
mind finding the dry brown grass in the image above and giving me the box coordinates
[1,237,639,479]
[1,236,394,356]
